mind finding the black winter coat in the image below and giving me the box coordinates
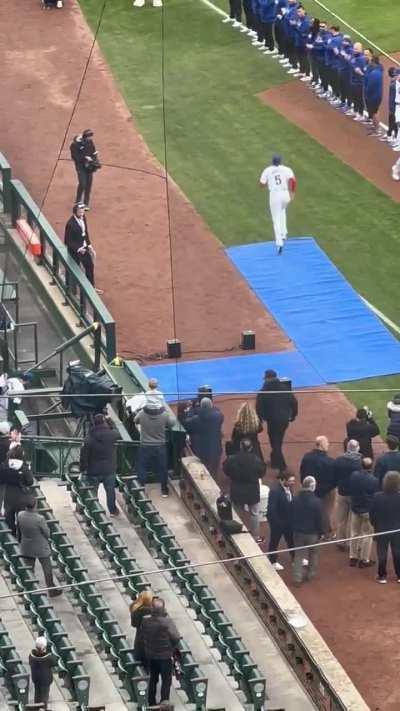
[64,215,91,256]
[223,451,266,506]
[131,605,152,660]
[0,435,9,465]
[333,453,361,496]
[70,136,97,168]
[142,611,180,660]
[299,449,335,497]
[29,649,57,686]
[345,418,379,459]
[349,470,379,514]
[80,422,119,477]
[267,482,293,530]
[256,378,298,423]
[370,492,400,534]
[373,451,400,488]
[185,407,224,470]
[292,490,324,536]
[0,460,34,512]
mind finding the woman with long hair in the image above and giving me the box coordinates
[130,590,154,666]
[370,471,400,583]
[230,402,264,461]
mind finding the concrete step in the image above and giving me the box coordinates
[150,483,317,711]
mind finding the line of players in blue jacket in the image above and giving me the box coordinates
[224,0,400,148]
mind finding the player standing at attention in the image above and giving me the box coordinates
[259,155,296,254]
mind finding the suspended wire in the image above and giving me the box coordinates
[58,157,164,181]
[0,527,397,601]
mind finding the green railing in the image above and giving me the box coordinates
[0,152,12,214]
[0,150,116,361]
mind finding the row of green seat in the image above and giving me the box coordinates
[116,475,267,710]
[63,466,209,710]
[0,517,90,708]
[30,483,149,708]
[0,617,29,708]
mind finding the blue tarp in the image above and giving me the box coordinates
[144,350,324,402]
[226,238,400,382]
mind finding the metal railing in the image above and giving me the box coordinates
[0,151,116,361]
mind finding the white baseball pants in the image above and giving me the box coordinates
[269,191,290,247]
[392,157,400,181]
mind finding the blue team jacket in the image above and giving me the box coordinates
[325,33,343,69]
[259,0,277,23]
[364,63,383,104]
[251,0,260,19]
[283,3,299,39]
[275,0,288,22]
[311,30,328,62]
[294,15,311,48]
[350,53,367,86]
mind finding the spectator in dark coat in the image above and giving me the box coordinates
[374,436,400,488]
[223,439,266,541]
[135,405,176,496]
[292,476,324,585]
[0,421,10,513]
[300,435,336,535]
[349,458,378,568]
[141,597,180,707]
[266,472,295,570]
[70,129,99,206]
[80,414,120,516]
[0,446,34,536]
[185,398,224,477]
[256,370,298,472]
[18,498,62,597]
[29,636,57,709]
[387,394,400,439]
[64,203,100,291]
[334,439,361,547]
[229,401,264,460]
[130,590,154,667]
[345,407,379,459]
[370,471,400,583]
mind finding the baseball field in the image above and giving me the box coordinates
[77,0,400,427]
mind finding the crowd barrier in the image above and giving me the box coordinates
[180,456,370,711]
[0,153,116,362]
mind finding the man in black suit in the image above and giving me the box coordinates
[70,129,100,206]
[256,370,298,471]
[266,472,295,570]
[64,204,103,293]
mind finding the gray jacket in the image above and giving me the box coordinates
[135,409,176,446]
[17,510,51,558]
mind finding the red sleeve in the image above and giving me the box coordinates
[288,177,296,193]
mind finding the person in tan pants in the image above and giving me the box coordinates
[348,458,379,567]
[334,440,361,549]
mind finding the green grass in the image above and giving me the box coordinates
[78,0,400,424]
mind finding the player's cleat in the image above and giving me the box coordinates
[279,58,290,64]
[133,0,145,6]
[392,170,400,181]
[222,16,233,23]
[345,109,355,116]
[258,45,266,50]
[353,115,364,121]
[301,75,311,82]
[232,20,241,27]
[264,48,274,54]
[392,143,400,152]
[287,68,299,74]
[252,40,264,46]
[240,25,249,32]
[270,48,279,54]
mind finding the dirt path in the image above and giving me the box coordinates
[0,3,396,709]
[259,57,400,202]
[0,0,289,358]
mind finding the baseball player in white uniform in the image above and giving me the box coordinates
[259,155,296,254]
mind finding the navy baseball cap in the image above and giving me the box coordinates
[272,154,282,166]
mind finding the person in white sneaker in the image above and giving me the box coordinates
[259,154,296,255]
[258,0,277,53]
[364,56,383,136]
[222,0,242,26]
[267,472,295,571]
[133,0,162,8]
[349,42,367,121]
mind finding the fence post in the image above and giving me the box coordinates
[105,322,117,362]
[2,165,12,215]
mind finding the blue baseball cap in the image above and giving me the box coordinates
[272,154,282,166]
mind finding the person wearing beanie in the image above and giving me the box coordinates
[345,406,379,459]
[259,155,296,254]
[374,436,400,488]
[333,439,361,547]
[184,397,224,478]
[145,378,166,413]
[18,498,62,598]
[69,129,100,206]
[256,370,298,472]
[29,635,57,708]
[80,414,120,516]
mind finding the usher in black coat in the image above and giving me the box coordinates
[64,215,91,255]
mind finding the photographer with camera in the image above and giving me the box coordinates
[345,406,380,459]
[70,129,101,207]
